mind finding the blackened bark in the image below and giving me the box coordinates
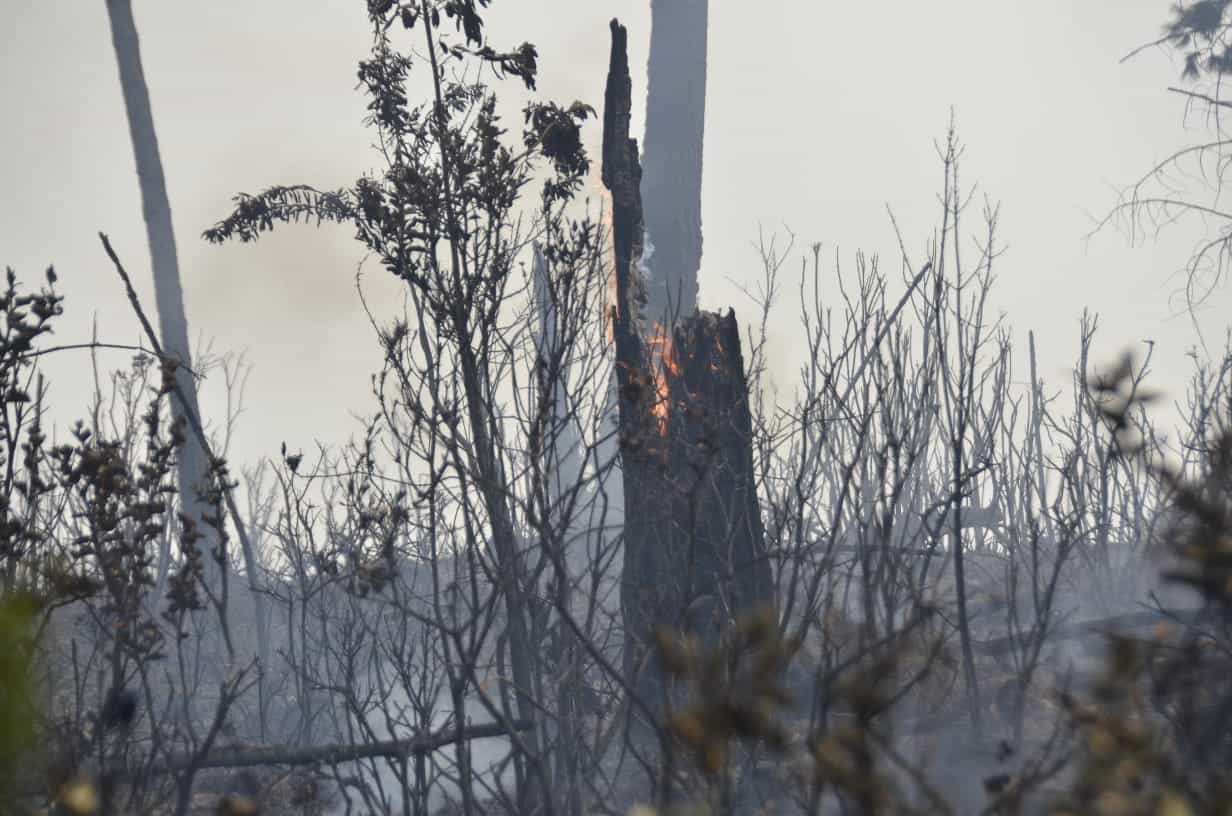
[618,312,773,707]
[660,311,773,638]
[641,0,707,322]
[602,19,658,697]
[602,21,772,712]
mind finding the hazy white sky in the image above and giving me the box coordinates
[2,1,1227,466]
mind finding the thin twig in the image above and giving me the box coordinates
[19,341,199,375]
[1120,34,1174,64]
[1168,85,1232,111]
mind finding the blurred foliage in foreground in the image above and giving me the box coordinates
[0,591,38,808]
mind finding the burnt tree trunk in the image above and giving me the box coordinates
[602,20,772,712]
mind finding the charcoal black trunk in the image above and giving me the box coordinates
[602,20,772,714]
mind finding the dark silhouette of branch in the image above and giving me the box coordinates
[975,608,1202,657]
[1168,85,1232,110]
[155,720,533,772]
[10,722,534,801]
[17,341,190,370]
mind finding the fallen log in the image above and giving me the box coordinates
[154,719,534,772]
[974,608,1202,656]
[13,720,533,801]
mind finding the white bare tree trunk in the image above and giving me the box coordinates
[641,0,708,323]
[104,0,208,541]
[105,2,269,728]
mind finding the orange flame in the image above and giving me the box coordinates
[646,322,678,434]
[592,165,684,438]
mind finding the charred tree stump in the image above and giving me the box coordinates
[602,20,773,712]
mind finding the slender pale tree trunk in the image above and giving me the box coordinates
[641,0,708,323]
[105,2,269,728]
[532,244,587,815]
[104,0,208,539]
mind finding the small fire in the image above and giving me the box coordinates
[591,168,684,438]
[645,322,680,434]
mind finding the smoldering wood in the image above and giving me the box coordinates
[602,20,772,709]
[651,311,774,639]
[601,18,656,697]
